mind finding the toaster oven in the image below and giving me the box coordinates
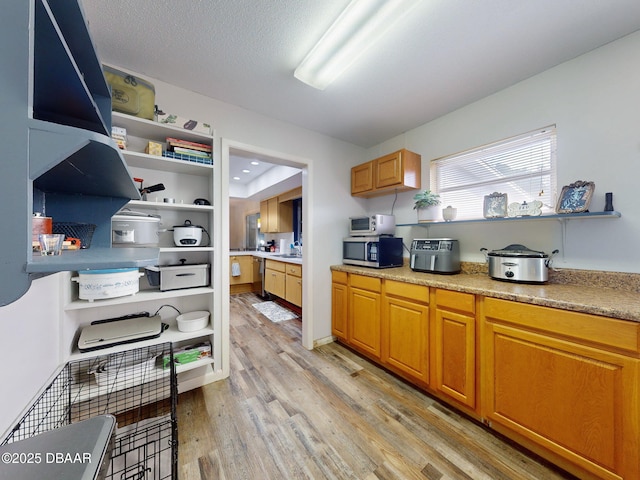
[349,214,395,236]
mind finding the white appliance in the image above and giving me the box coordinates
[349,214,396,236]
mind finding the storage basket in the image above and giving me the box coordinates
[53,222,96,249]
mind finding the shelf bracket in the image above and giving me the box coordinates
[557,218,567,261]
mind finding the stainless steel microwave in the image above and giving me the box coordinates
[349,214,395,236]
[343,236,403,269]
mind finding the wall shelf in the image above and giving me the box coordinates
[398,211,621,228]
[399,211,621,260]
[65,286,214,311]
[27,247,159,274]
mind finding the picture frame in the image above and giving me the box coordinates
[555,180,595,213]
[483,192,508,218]
[507,200,543,217]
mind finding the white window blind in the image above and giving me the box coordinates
[430,126,556,219]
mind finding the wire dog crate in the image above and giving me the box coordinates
[2,343,177,480]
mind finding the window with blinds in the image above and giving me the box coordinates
[430,126,557,220]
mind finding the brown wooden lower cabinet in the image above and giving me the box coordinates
[482,297,640,480]
[285,263,302,307]
[331,271,348,341]
[382,280,429,385]
[433,289,476,410]
[331,271,640,480]
[264,259,286,298]
[348,274,381,359]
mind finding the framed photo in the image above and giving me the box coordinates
[556,180,595,213]
[483,192,508,218]
[507,200,543,217]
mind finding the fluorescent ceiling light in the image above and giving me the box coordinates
[294,0,420,90]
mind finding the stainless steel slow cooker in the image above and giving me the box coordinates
[111,210,162,247]
[481,244,559,283]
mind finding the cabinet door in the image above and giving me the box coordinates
[267,197,279,232]
[277,199,293,233]
[382,295,429,383]
[259,200,270,232]
[375,151,402,188]
[252,256,261,283]
[434,308,475,408]
[374,149,421,190]
[331,271,348,340]
[264,268,285,298]
[349,286,381,358]
[229,256,253,285]
[285,265,302,307]
[483,321,640,480]
[351,162,374,195]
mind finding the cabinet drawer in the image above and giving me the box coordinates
[483,297,640,354]
[265,259,286,272]
[350,274,381,293]
[385,280,428,304]
[285,263,302,277]
[332,270,348,285]
[436,289,475,314]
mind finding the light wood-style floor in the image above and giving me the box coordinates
[177,293,575,479]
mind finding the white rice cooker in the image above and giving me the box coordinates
[171,220,210,247]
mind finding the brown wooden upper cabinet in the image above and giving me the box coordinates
[260,187,300,233]
[351,149,421,198]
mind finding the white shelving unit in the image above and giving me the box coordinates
[62,112,223,394]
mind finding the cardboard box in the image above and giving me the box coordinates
[163,342,211,368]
[145,141,162,156]
[157,112,212,135]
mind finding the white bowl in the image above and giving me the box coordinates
[176,311,210,332]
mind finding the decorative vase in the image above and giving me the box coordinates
[442,206,457,221]
[417,206,439,223]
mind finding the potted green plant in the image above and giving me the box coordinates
[413,190,441,222]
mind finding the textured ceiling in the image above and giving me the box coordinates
[81,0,640,148]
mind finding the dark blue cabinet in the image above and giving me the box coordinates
[0,0,158,306]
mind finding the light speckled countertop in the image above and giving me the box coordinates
[331,264,640,323]
[229,250,303,265]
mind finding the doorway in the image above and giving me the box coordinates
[220,139,312,350]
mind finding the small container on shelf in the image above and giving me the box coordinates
[145,141,162,156]
[72,267,144,301]
[176,310,210,332]
[163,341,211,368]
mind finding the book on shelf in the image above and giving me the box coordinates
[172,146,211,158]
[166,136,212,153]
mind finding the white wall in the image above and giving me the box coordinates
[0,274,63,438]
[366,31,640,273]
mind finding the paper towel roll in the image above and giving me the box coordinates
[279,239,286,253]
